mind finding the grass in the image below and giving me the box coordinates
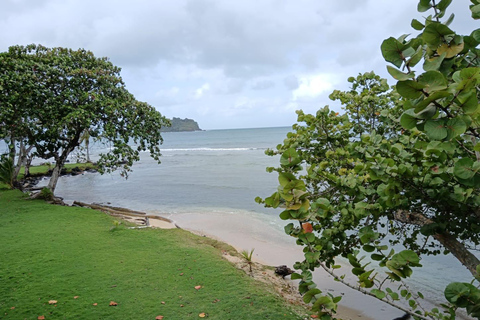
[0,187,307,319]
[17,162,97,180]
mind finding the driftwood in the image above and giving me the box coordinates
[72,201,175,227]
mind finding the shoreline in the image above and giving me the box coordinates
[72,201,394,320]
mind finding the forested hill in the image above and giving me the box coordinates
[161,117,202,132]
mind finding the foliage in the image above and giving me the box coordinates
[241,248,255,272]
[37,187,54,201]
[0,189,308,319]
[0,44,169,193]
[0,154,14,189]
[257,1,480,318]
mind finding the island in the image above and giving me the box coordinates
[161,117,202,132]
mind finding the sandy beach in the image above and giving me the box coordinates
[148,210,406,320]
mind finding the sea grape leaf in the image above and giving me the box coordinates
[454,158,475,179]
[381,37,407,68]
[425,119,447,140]
[396,80,425,99]
[387,66,415,80]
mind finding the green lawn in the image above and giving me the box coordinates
[0,187,306,319]
[17,162,97,180]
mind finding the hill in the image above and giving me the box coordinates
[161,117,201,132]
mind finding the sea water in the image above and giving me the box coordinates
[30,127,474,318]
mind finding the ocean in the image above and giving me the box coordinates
[26,127,473,318]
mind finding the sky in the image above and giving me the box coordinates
[0,0,477,130]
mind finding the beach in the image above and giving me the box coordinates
[39,127,473,320]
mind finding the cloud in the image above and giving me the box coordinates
[293,74,336,101]
[0,0,477,129]
[251,80,275,91]
[284,75,299,91]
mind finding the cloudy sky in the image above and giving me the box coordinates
[1,0,476,130]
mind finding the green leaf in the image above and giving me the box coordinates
[423,22,455,49]
[387,66,415,80]
[396,80,425,99]
[445,118,467,140]
[381,37,407,68]
[424,119,447,140]
[444,282,471,307]
[371,254,384,261]
[418,0,432,12]
[400,110,417,129]
[417,71,448,93]
[291,273,303,280]
[312,296,336,311]
[407,45,424,68]
[454,158,475,179]
[371,289,386,299]
[411,19,425,30]
[280,148,301,167]
[423,52,446,71]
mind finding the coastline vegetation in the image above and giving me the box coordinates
[0,186,307,319]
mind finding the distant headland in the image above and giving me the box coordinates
[161,117,202,132]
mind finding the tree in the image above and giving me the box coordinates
[0,45,170,193]
[258,1,480,319]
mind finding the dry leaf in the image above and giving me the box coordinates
[180,304,184,307]
[161,301,166,305]
[48,300,57,305]
[302,223,313,233]
[155,316,164,320]
[10,307,15,310]
[109,301,118,306]
[179,273,184,276]
[199,312,206,318]
[38,316,45,320]
[194,285,202,290]
[73,296,79,299]
[92,303,98,306]
[311,315,319,319]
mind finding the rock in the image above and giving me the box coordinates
[275,265,294,278]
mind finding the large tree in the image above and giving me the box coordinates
[258,1,480,319]
[0,45,169,193]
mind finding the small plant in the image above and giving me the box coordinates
[241,249,255,273]
[38,187,54,201]
[0,155,15,189]
[109,220,123,232]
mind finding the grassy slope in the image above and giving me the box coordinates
[0,188,306,319]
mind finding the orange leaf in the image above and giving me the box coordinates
[302,223,313,233]
[38,316,45,320]
[311,315,319,319]
[155,316,164,320]
[73,296,79,299]
[109,301,118,306]
[194,285,202,290]
[10,307,15,310]
[199,312,206,318]
[48,300,57,305]
[92,303,98,306]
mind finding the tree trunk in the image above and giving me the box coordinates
[394,210,480,276]
[13,142,34,180]
[47,147,73,193]
[8,135,16,164]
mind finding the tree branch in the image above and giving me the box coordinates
[394,210,480,275]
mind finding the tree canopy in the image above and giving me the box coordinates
[258,1,480,319]
[0,44,169,193]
